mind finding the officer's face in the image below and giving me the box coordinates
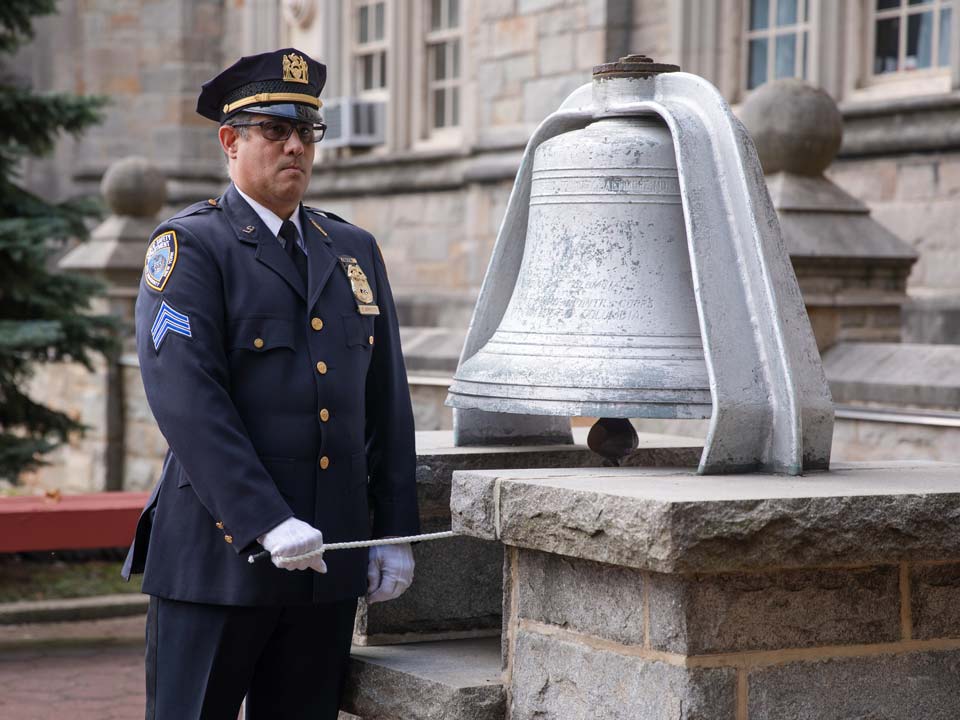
[220,113,315,218]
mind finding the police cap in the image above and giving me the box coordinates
[197,48,326,124]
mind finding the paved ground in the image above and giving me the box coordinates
[0,616,357,719]
[0,616,145,720]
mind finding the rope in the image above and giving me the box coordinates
[247,530,457,564]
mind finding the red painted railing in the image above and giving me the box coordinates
[0,492,149,553]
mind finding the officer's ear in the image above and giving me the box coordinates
[219,124,241,160]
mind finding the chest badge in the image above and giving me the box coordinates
[338,256,380,316]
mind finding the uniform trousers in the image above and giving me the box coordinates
[145,595,358,720]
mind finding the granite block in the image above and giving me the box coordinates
[647,566,900,654]
[515,550,645,646]
[510,628,737,719]
[452,463,960,572]
[355,536,502,642]
[748,649,960,719]
[911,562,960,640]
[343,638,504,720]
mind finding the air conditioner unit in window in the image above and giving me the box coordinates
[321,98,386,148]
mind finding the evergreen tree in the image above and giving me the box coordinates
[0,0,114,482]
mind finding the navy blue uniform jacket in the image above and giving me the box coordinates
[122,184,419,606]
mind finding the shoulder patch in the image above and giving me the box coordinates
[144,231,178,292]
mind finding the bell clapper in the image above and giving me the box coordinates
[587,418,639,467]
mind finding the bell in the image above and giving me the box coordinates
[447,55,834,474]
[447,114,711,420]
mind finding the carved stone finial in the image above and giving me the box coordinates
[101,156,166,218]
[739,79,843,176]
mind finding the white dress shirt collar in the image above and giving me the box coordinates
[234,184,305,250]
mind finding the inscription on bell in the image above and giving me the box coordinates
[530,171,681,203]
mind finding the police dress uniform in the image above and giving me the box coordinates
[122,49,419,720]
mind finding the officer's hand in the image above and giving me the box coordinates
[258,518,327,573]
[366,543,414,604]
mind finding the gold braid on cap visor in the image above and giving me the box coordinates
[222,92,322,114]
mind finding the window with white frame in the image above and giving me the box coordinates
[871,0,952,77]
[353,0,388,97]
[425,0,462,131]
[744,0,811,90]
[674,0,959,107]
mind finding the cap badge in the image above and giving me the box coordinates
[283,53,309,84]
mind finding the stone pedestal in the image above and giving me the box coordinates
[740,80,917,352]
[452,462,960,719]
[352,430,701,645]
[50,157,166,492]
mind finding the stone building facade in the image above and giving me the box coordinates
[9,0,960,491]
[18,1,960,303]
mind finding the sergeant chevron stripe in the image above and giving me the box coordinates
[151,300,192,350]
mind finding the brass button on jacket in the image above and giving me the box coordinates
[224,535,234,544]
[216,521,224,530]
[319,456,330,470]
[311,317,324,331]
[253,338,264,349]
[319,408,330,422]
[316,361,327,374]
[368,335,374,345]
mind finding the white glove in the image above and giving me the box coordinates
[366,543,415,604]
[258,517,327,573]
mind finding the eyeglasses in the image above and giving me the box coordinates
[229,119,327,144]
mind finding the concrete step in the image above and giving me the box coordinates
[342,637,505,720]
[0,593,149,625]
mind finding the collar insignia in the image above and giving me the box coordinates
[309,218,328,237]
[283,53,309,84]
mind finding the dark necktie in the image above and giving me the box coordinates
[279,220,307,286]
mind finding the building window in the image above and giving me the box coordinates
[425,0,462,130]
[354,0,388,95]
[871,0,952,76]
[744,0,811,90]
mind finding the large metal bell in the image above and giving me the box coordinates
[447,115,711,420]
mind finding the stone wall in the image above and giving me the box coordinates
[828,150,960,295]
[453,463,960,719]
[475,0,608,133]
[12,0,230,206]
[15,359,109,495]
[504,547,960,719]
[316,184,508,293]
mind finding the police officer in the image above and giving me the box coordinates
[122,48,420,719]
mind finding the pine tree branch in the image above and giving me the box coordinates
[0,2,113,482]
[0,0,56,54]
[0,86,107,158]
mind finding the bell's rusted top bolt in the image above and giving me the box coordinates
[593,54,680,79]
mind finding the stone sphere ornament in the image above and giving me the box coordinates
[739,78,843,176]
[283,0,316,28]
[101,156,167,218]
